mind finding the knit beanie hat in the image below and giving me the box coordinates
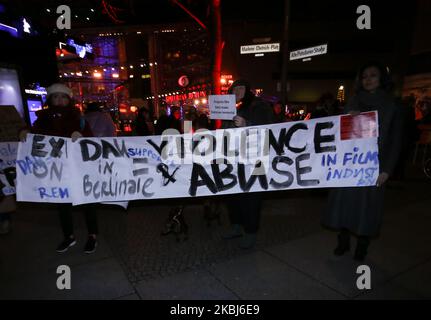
[46,83,73,99]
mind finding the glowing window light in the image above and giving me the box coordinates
[23,18,31,34]
[25,89,47,95]
[112,73,119,78]
[0,22,18,37]
[93,72,102,78]
[337,85,345,102]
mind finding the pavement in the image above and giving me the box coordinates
[0,167,430,300]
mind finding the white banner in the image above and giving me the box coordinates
[16,135,73,203]
[0,142,18,196]
[16,112,380,205]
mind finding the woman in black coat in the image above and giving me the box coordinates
[322,62,403,261]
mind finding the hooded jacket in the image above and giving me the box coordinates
[223,80,274,128]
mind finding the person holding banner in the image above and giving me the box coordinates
[323,62,403,261]
[19,83,99,254]
[0,146,18,235]
[84,102,117,137]
[222,79,274,249]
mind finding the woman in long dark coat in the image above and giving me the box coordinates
[322,62,403,261]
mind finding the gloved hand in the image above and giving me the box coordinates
[71,131,83,142]
[19,129,30,142]
[376,172,389,187]
[233,115,246,127]
[348,110,361,116]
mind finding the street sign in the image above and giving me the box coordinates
[240,43,280,55]
[289,44,328,61]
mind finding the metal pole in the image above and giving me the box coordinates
[280,0,290,106]
[149,33,160,117]
[212,0,222,95]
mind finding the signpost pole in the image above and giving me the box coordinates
[280,0,290,106]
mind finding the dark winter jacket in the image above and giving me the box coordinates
[31,106,93,138]
[345,89,403,176]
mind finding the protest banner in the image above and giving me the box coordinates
[16,112,379,205]
[0,142,18,196]
[16,134,73,203]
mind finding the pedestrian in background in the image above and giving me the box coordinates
[84,102,117,137]
[134,106,154,137]
[272,100,287,123]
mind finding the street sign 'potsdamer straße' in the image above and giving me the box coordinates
[290,44,328,61]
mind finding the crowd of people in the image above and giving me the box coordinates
[1,61,429,263]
